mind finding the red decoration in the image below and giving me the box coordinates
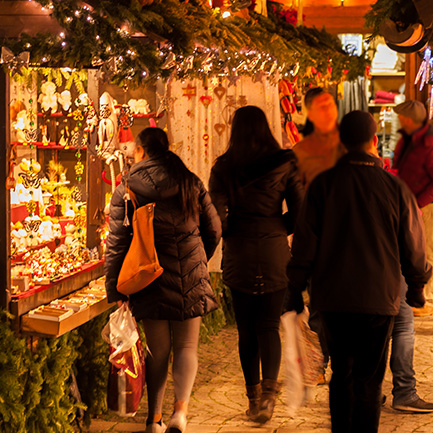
[182,83,197,100]
[199,95,213,108]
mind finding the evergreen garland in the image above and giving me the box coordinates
[1,0,369,87]
[364,0,421,40]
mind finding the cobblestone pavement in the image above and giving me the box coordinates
[88,313,433,433]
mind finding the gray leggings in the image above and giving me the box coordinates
[142,317,201,417]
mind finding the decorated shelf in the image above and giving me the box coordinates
[11,141,88,149]
[11,235,66,264]
[10,259,105,319]
[21,276,113,338]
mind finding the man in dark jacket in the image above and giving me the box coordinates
[286,111,432,433]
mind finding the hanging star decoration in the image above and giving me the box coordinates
[1,47,30,76]
[93,57,117,83]
[182,83,197,100]
[156,92,177,117]
[228,73,241,87]
[253,70,267,83]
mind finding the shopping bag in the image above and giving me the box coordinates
[102,304,146,416]
[281,311,304,415]
[116,189,163,295]
[281,308,324,416]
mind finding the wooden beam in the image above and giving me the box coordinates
[303,5,372,34]
[0,69,11,310]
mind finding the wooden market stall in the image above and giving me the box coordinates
[0,0,371,339]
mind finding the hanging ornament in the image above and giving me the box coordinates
[71,186,83,202]
[70,128,85,149]
[23,127,40,144]
[238,95,248,107]
[213,85,226,100]
[0,47,30,76]
[228,73,241,87]
[253,70,266,83]
[93,57,117,83]
[182,83,197,100]
[415,46,432,91]
[161,52,176,69]
[182,55,195,72]
[19,158,41,189]
[247,57,260,71]
[214,123,226,136]
[156,92,177,117]
[199,95,213,108]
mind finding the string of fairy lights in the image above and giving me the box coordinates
[0,0,368,86]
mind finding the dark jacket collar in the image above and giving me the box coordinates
[337,150,383,169]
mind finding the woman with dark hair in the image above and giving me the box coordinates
[105,127,222,433]
[209,106,304,423]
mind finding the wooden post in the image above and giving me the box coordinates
[85,70,104,252]
[0,69,11,310]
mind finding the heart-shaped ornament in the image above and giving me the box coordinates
[199,95,213,108]
[214,123,226,136]
[213,85,226,100]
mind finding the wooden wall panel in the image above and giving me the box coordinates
[303,5,372,34]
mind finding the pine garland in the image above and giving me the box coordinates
[0,0,369,87]
[364,0,421,40]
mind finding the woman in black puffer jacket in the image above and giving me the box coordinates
[105,127,221,433]
[209,106,304,424]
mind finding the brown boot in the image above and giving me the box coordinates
[255,379,281,424]
[245,384,261,419]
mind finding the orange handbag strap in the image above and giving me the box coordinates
[127,187,139,210]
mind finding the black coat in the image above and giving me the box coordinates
[288,151,432,315]
[104,152,222,321]
[209,149,304,294]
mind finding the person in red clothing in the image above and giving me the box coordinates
[393,100,433,302]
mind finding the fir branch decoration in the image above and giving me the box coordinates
[364,0,420,39]
[1,0,369,87]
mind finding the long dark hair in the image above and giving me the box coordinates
[217,106,281,170]
[136,127,199,220]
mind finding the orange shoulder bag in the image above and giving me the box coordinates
[116,188,164,295]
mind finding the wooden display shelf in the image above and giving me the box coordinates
[369,71,405,77]
[21,297,114,338]
[10,259,105,319]
[368,103,397,107]
[11,141,87,149]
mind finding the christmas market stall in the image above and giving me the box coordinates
[0,0,369,430]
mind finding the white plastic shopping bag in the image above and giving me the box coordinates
[281,310,305,416]
[281,308,324,416]
[102,304,145,417]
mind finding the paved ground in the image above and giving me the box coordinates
[87,311,433,433]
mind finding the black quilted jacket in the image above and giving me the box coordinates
[209,149,304,294]
[104,152,222,321]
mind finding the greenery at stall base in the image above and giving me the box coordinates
[1,0,369,88]
[0,273,232,431]
[0,310,85,433]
